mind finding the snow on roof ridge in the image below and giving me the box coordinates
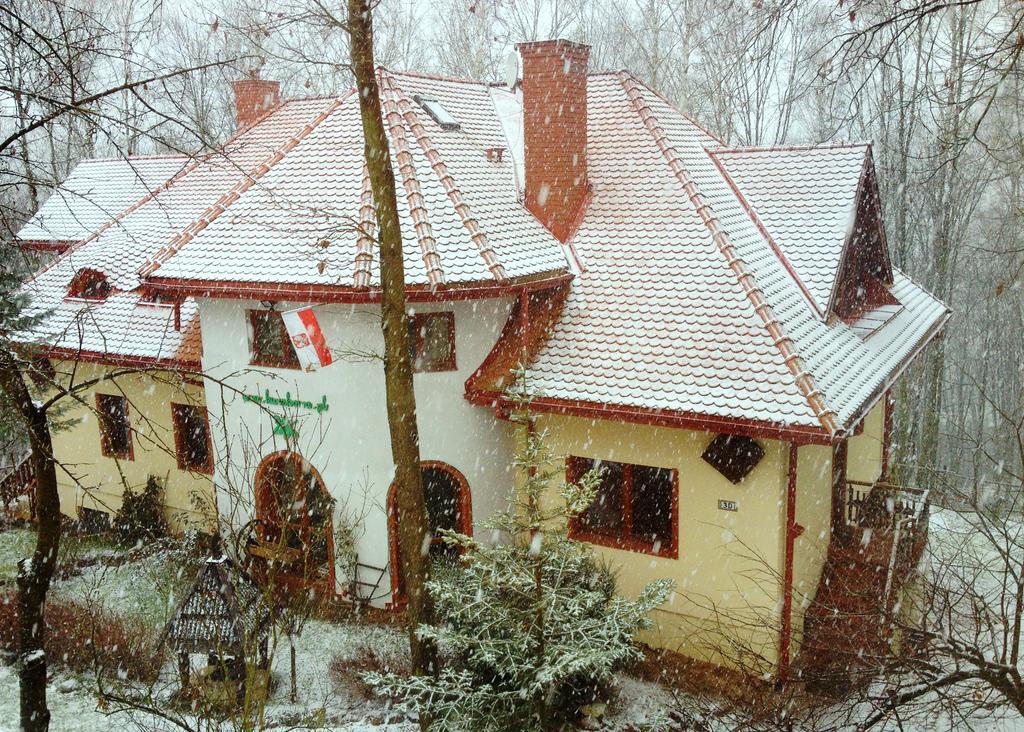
[141,92,354,279]
[24,151,212,288]
[383,71,509,284]
[706,148,826,319]
[26,100,329,289]
[619,73,727,146]
[618,71,842,437]
[353,163,376,289]
[714,141,872,155]
[76,153,190,164]
[379,74,446,290]
[383,67,494,87]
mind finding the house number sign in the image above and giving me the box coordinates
[718,499,738,512]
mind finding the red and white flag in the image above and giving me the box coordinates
[281,306,333,371]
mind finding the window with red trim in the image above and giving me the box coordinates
[567,456,677,558]
[67,268,111,300]
[172,404,213,473]
[407,312,456,372]
[96,393,132,460]
[248,310,300,369]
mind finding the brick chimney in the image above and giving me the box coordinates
[516,39,590,243]
[229,77,281,129]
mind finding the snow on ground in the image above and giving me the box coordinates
[5,517,1024,730]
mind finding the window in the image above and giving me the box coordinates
[253,452,334,587]
[389,461,472,602]
[413,94,460,131]
[96,394,132,460]
[567,456,677,557]
[407,312,456,372]
[249,310,300,369]
[67,268,111,300]
[172,404,213,473]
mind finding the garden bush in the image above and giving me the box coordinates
[365,377,673,731]
[0,593,164,683]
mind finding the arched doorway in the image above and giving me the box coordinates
[388,461,472,604]
[251,451,335,593]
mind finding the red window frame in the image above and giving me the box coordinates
[566,456,679,559]
[171,403,214,474]
[96,393,133,460]
[407,311,456,373]
[248,310,301,369]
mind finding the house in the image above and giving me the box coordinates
[15,40,948,675]
[13,154,215,531]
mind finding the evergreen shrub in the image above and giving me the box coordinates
[365,370,674,730]
[113,475,168,547]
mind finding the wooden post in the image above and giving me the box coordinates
[177,652,190,691]
[831,439,849,540]
[289,630,297,703]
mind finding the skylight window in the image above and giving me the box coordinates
[413,94,460,131]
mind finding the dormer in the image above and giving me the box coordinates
[828,164,898,322]
[66,268,111,301]
[711,143,900,329]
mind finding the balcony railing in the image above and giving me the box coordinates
[846,478,929,532]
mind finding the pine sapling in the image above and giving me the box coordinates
[366,367,674,730]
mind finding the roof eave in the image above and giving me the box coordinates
[840,306,951,435]
[468,391,832,445]
[144,270,573,304]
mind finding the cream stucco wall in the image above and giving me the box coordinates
[48,361,215,532]
[537,399,889,673]
[535,413,790,672]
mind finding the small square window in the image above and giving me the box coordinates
[249,310,300,369]
[96,393,132,460]
[568,456,677,557]
[172,403,213,473]
[407,312,456,372]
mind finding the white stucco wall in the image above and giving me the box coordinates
[198,296,517,600]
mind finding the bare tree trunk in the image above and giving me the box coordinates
[0,353,61,732]
[346,0,437,679]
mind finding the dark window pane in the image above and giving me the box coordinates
[250,311,299,368]
[421,315,451,366]
[176,406,210,470]
[98,395,130,457]
[407,313,454,372]
[422,466,460,534]
[631,465,674,546]
[580,459,625,536]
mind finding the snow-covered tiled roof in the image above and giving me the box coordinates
[18,98,337,365]
[146,70,567,290]
[15,155,189,247]
[710,144,872,318]
[520,72,949,438]
[16,61,948,437]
